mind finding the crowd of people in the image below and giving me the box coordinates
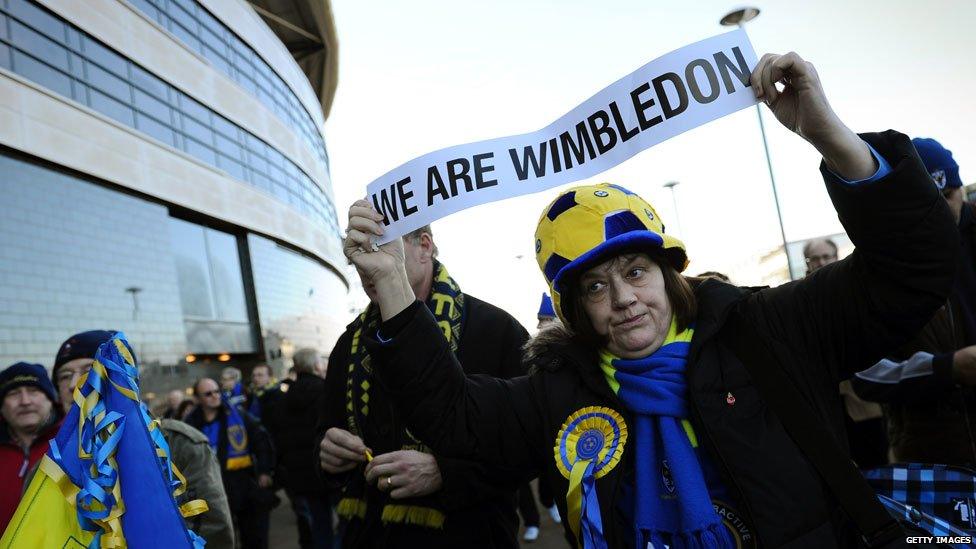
[1,49,974,549]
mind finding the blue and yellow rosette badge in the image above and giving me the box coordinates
[554,406,627,549]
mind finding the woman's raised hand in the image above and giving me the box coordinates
[751,52,875,181]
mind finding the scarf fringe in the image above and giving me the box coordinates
[381,504,445,529]
[337,497,367,520]
[646,523,733,549]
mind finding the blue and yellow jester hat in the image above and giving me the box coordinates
[534,183,688,323]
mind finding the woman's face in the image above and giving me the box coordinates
[578,253,672,359]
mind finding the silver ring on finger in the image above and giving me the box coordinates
[386,476,393,488]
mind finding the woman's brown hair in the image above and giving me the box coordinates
[562,252,697,349]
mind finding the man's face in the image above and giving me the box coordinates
[55,358,94,412]
[2,386,52,434]
[167,390,184,409]
[195,379,222,411]
[314,358,327,378]
[943,187,964,224]
[219,375,237,392]
[804,241,838,275]
[251,367,270,388]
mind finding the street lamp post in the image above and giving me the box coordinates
[721,7,796,281]
[662,181,683,238]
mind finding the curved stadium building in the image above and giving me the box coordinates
[0,0,346,395]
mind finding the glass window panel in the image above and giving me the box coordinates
[217,154,245,181]
[170,0,198,16]
[267,164,285,186]
[126,0,159,22]
[168,21,201,54]
[81,37,126,77]
[133,88,171,122]
[0,13,7,40]
[250,171,272,193]
[201,45,230,75]
[199,26,223,52]
[65,25,84,53]
[71,79,88,103]
[67,52,84,78]
[197,8,224,37]
[181,114,213,144]
[184,136,216,164]
[214,133,241,159]
[166,0,196,31]
[169,218,215,319]
[11,50,71,97]
[0,43,9,70]
[247,150,268,174]
[129,64,169,100]
[212,115,236,140]
[237,73,256,95]
[178,93,209,123]
[87,62,130,102]
[7,0,65,44]
[136,112,177,147]
[271,181,290,203]
[89,88,134,126]
[203,229,249,322]
[9,20,68,71]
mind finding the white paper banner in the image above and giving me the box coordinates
[366,29,759,243]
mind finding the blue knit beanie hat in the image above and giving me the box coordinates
[912,137,963,190]
[0,362,57,404]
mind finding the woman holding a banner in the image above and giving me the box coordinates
[339,51,957,548]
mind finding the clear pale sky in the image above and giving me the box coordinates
[325,0,976,330]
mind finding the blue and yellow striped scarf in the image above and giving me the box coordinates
[600,317,732,549]
[202,401,253,471]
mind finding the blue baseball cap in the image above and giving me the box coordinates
[912,138,963,190]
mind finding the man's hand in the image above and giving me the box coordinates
[257,473,273,489]
[344,200,416,320]
[953,346,976,386]
[344,200,403,283]
[751,52,875,181]
[320,427,370,474]
[364,450,443,499]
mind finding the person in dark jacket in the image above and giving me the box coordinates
[317,224,529,548]
[186,377,276,549]
[853,137,976,466]
[0,362,61,533]
[341,52,958,548]
[266,348,333,549]
[247,364,282,421]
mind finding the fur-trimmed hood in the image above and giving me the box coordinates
[522,322,598,375]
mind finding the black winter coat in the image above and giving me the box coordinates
[318,293,530,548]
[852,202,976,465]
[265,373,328,494]
[365,131,958,548]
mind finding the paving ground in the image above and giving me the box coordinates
[268,492,570,548]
